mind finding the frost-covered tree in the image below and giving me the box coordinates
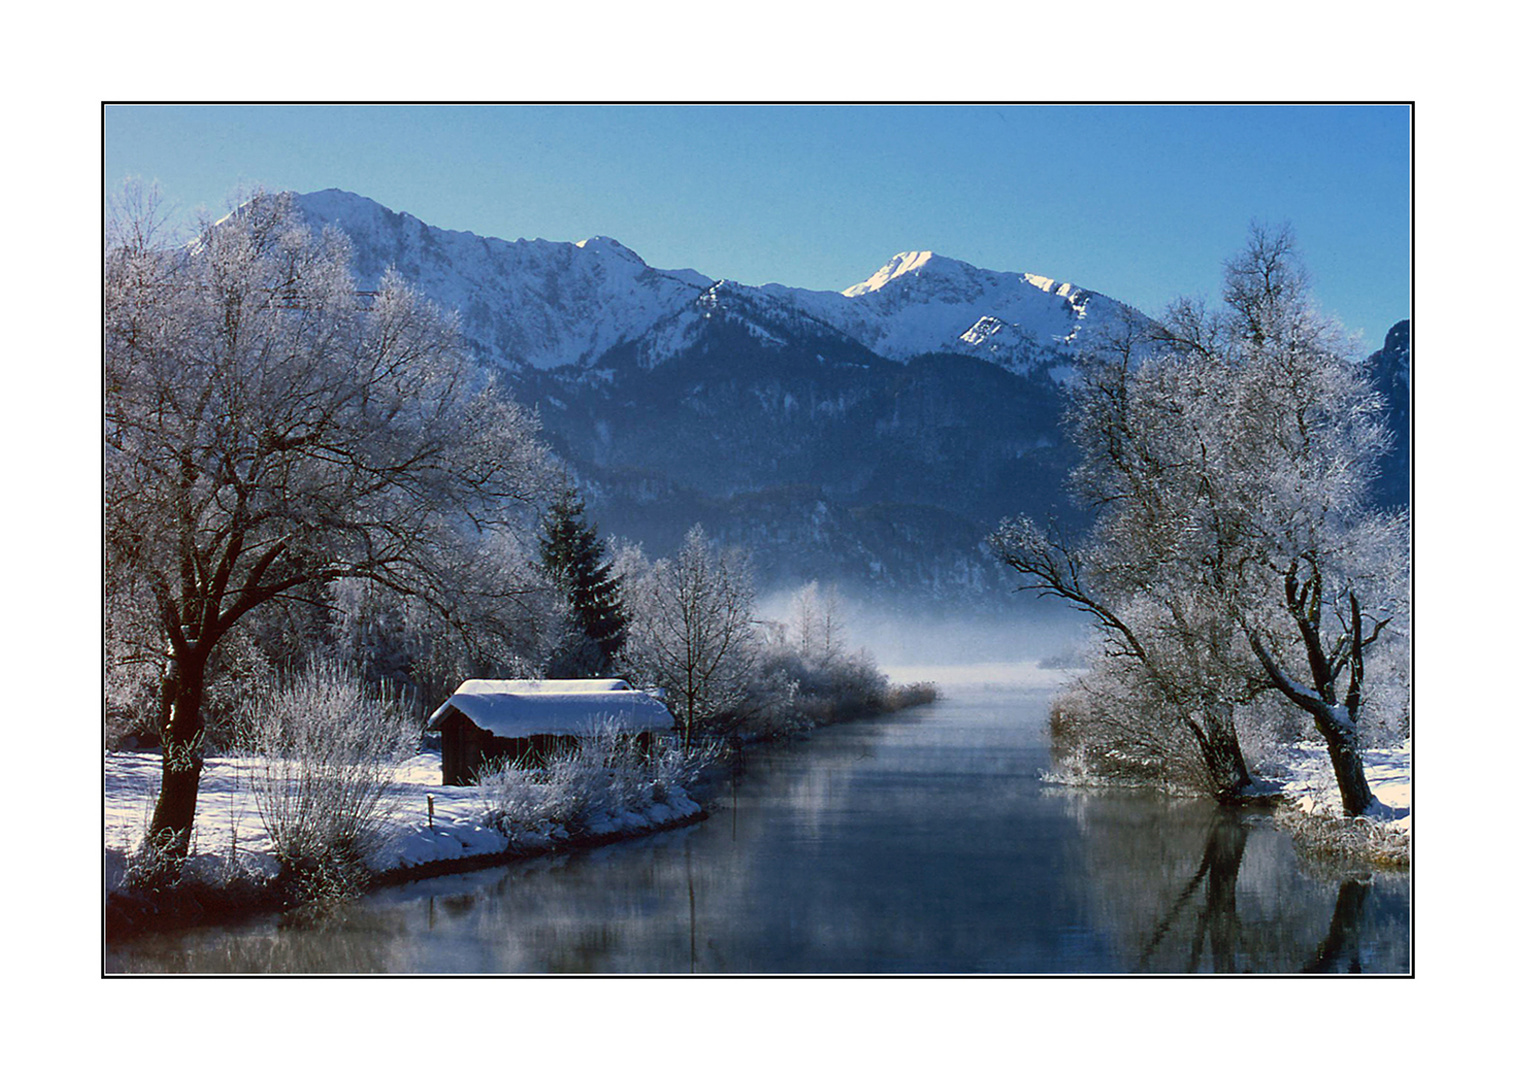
[988,314,1264,798]
[1243,545,1403,816]
[105,185,554,856]
[537,487,629,677]
[620,527,759,743]
[326,530,562,713]
[991,225,1407,811]
[1180,227,1406,816]
[790,580,845,669]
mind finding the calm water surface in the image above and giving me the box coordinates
[107,678,1410,974]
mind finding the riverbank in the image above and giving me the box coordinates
[1040,731,1412,868]
[104,747,709,940]
[107,675,1411,974]
[104,681,940,942]
[1268,738,1411,868]
[970,658,1412,870]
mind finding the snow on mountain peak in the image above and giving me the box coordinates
[280,191,1145,380]
[574,236,641,261]
[842,251,943,296]
[1022,273,1087,307]
[288,191,711,371]
[758,248,1146,378]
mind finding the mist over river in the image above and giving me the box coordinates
[106,666,1409,974]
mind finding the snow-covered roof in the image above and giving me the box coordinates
[427,679,675,738]
[453,678,631,696]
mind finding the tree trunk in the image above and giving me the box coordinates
[1317,717,1376,818]
[1194,704,1252,801]
[147,649,208,859]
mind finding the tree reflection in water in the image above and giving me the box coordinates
[1136,812,1251,973]
[1302,878,1371,974]
[1130,809,1381,974]
[106,905,412,974]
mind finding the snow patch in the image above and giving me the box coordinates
[1271,739,1411,834]
[843,251,938,296]
[105,748,705,888]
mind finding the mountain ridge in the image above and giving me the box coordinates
[284,190,1405,613]
[292,189,1142,381]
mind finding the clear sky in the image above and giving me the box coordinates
[105,103,1411,346]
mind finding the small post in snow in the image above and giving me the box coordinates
[427,794,434,830]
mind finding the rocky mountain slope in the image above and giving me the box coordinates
[1366,319,1411,509]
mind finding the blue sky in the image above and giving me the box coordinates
[105,104,1410,345]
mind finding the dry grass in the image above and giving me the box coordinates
[1276,807,1410,870]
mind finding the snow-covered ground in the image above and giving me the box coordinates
[1270,737,1411,832]
[104,749,702,892]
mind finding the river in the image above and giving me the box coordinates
[105,669,1410,974]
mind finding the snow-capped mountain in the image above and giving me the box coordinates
[294,190,712,370]
[763,251,1143,380]
[291,190,1141,382]
[276,192,1382,612]
[283,192,1409,610]
[284,189,1141,609]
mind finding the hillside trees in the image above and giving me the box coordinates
[105,186,554,855]
[990,225,1407,811]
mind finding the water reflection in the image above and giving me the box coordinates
[1137,812,1251,973]
[108,906,412,975]
[1302,879,1372,974]
[1131,813,1379,973]
[107,682,1409,974]
[1054,791,1409,974]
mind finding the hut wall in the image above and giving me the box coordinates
[438,711,669,786]
[439,712,586,784]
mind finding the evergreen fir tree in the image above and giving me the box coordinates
[538,488,629,677]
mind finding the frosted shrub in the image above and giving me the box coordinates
[476,759,559,837]
[1047,673,1204,792]
[545,724,651,822]
[650,737,724,802]
[241,661,415,898]
[476,723,721,838]
[544,749,613,824]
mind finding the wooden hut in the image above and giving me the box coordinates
[427,678,677,785]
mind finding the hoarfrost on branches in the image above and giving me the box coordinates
[990,225,1408,813]
[106,184,556,856]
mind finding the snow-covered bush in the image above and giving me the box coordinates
[649,737,725,802]
[538,742,624,825]
[240,661,416,900]
[1277,806,1409,869]
[474,758,560,837]
[476,725,723,838]
[731,580,919,738]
